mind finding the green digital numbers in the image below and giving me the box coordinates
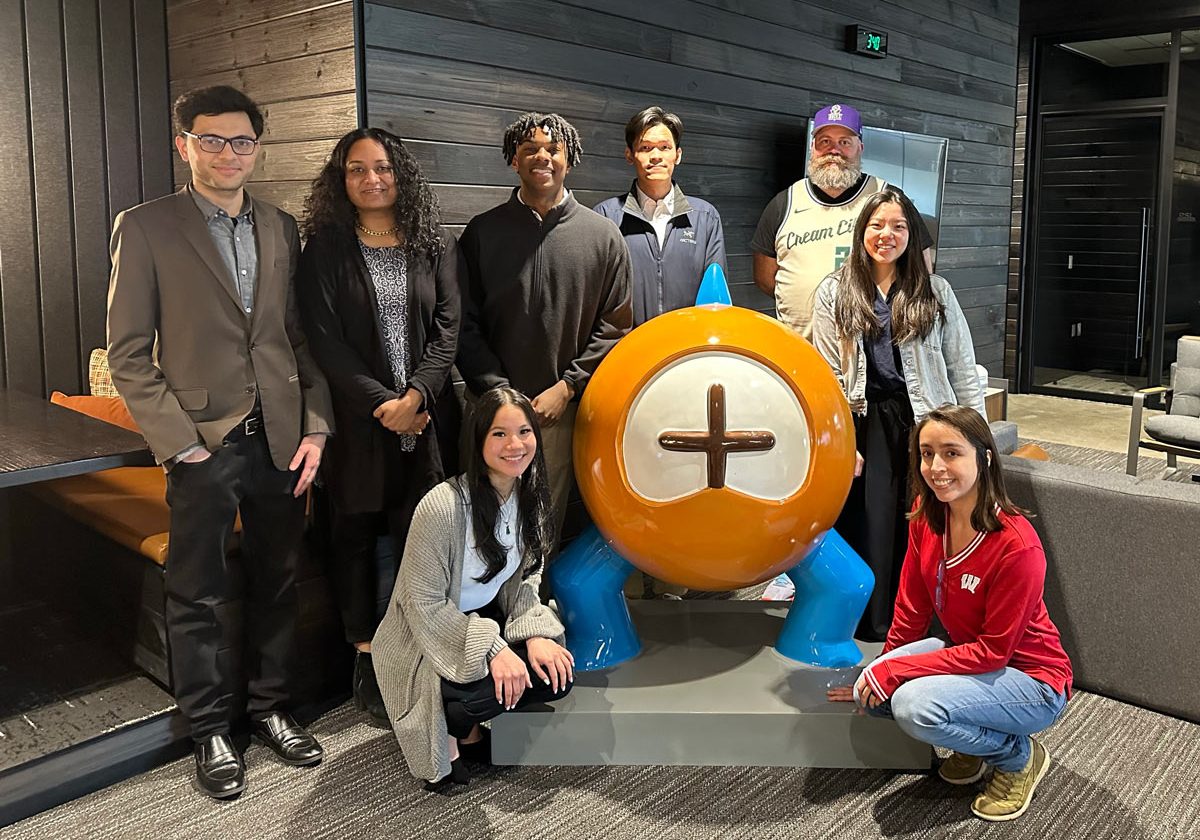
[834,246,851,269]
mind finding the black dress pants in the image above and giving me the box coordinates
[328,448,427,645]
[836,393,915,643]
[164,427,305,741]
[440,603,572,738]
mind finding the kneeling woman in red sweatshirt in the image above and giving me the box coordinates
[829,404,1072,822]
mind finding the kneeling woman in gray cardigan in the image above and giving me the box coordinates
[372,386,574,790]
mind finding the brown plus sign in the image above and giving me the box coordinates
[658,383,776,489]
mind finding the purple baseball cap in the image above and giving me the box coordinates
[812,103,863,137]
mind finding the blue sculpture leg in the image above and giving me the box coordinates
[548,525,641,670]
[775,529,874,667]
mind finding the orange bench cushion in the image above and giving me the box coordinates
[30,467,244,567]
[40,387,280,565]
[50,391,140,433]
[31,467,174,566]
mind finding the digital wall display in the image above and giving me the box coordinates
[845,25,888,59]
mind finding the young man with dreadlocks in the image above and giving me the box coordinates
[457,112,632,548]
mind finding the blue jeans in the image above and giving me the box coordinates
[863,638,1068,772]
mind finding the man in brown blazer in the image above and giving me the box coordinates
[107,86,334,799]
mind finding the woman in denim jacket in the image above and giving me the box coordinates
[812,189,984,642]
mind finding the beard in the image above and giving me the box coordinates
[808,154,862,192]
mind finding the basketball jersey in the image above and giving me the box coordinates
[772,175,888,339]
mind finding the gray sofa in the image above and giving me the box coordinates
[1001,455,1200,723]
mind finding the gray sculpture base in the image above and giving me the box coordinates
[491,599,933,769]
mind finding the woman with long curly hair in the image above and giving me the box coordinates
[297,127,463,724]
[372,386,574,792]
[811,189,985,642]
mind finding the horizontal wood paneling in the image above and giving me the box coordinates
[0,0,172,397]
[169,3,352,78]
[364,0,1019,342]
[167,1,357,222]
[166,0,347,44]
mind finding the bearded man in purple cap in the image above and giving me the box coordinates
[750,103,933,338]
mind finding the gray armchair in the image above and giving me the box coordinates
[1127,336,1200,477]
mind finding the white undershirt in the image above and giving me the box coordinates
[636,184,675,247]
[459,491,523,612]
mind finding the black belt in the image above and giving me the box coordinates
[226,412,264,441]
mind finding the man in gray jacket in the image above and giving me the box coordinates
[457,112,632,545]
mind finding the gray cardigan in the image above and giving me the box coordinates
[371,476,565,781]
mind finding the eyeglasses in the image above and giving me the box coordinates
[345,164,395,179]
[182,131,259,155]
[813,135,860,152]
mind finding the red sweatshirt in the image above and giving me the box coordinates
[862,509,1073,702]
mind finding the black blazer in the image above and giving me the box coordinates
[297,227,463,514]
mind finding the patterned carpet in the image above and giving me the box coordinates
[1023,438,1200,483]
[6,438,1200,839]
[2,691,1198,840]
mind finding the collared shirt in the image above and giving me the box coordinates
[635,185,675,247]
[189,183,258,314]
[517,187,571,222]
[168,185,259,469]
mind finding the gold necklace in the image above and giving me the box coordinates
[355,220,399,237]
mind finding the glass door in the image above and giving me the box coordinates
[1024,32,1173,399]
[1030,112,1161,395]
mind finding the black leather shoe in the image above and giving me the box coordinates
[252,712,323,766]
[352,651,389,726]
[193,734,245,799]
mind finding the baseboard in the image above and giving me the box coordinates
[0,709,189,828]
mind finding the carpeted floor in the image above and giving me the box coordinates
[1021,438,1200,483]
[3,691,1198,840]
[7,438,1200,839]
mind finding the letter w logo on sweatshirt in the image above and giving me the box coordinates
[960,573,981,594]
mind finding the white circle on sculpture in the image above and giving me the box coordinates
[621,351,811,502]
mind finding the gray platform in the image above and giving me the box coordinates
[491,599,932,769]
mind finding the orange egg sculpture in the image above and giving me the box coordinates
[549,266,874,671]
[575,304,855,591]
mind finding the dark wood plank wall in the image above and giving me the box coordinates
[0,0,171,397]
[362,0,1020,374]
[165,0,359,220]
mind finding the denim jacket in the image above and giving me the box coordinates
[811,270,986,421]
